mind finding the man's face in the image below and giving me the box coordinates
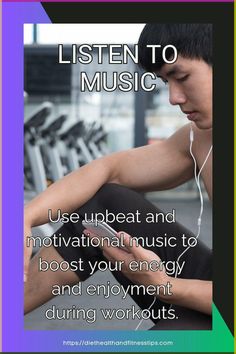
[157,56,212,130]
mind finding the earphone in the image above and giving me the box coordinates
[173,124,213,276]
[135,124,213,330]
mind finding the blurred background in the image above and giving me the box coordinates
[24,24,212,330]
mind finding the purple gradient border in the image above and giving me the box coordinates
[2,1,234,353]
[2,2,50,352]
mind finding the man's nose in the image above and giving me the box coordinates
[168,83,186,106]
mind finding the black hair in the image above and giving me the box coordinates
[138,24,212,72]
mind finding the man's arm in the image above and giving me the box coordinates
[112,123,194,192]
[162,278,212,315]
[25,123,193,225]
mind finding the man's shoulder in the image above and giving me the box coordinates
[175,123,192,137]
[166,123,192,155]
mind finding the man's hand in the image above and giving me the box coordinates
[85,229,170,292]
[85,229,212,314]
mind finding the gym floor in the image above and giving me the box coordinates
[24,193,212,330]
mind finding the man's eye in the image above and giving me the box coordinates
[177,75,189,82]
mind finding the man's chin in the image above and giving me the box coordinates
[193,118,212,130]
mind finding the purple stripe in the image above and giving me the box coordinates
[2,2,50,351]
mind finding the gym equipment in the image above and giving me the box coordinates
[24,102,53,193]
[41,114,67,182]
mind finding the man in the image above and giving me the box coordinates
[24,24,212,329]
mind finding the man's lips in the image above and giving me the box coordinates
[182,110,198,121]
[182,110,195,114]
